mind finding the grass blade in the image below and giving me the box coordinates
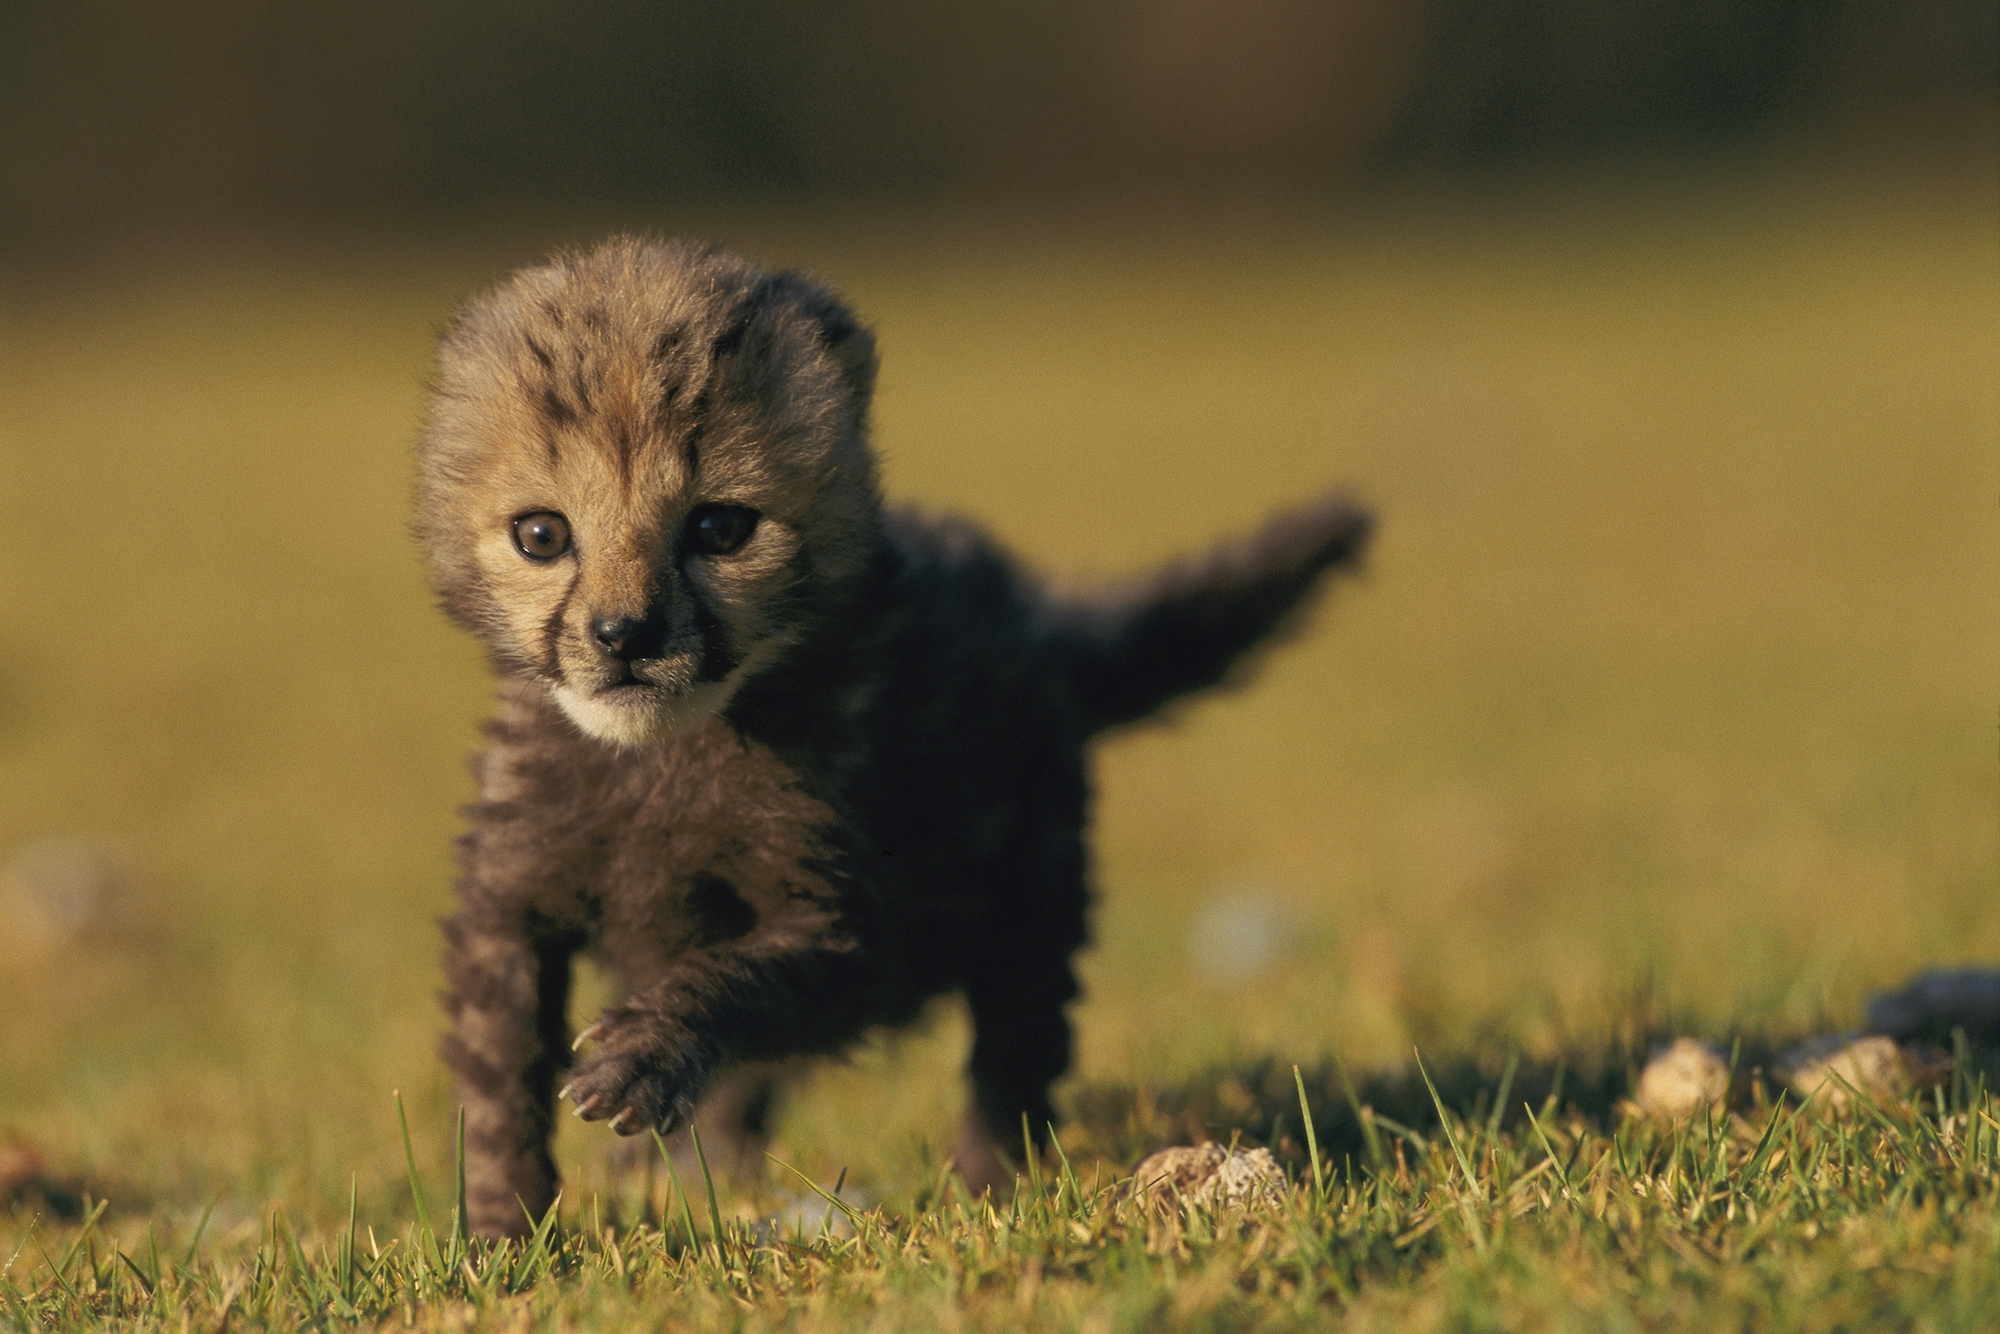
[1294,1065,1326,1201]
[1485,1051,1520,1144]
[1523,1102,1572,1195]
[653,1131,704,1260]
[511,1192,564,1291]
[1542,1058,1568,1117]
[1333,1053,1386,1174]
[824,1167,849,1237]
[766,1153,866,1233]
[181,1192,221,1270]
[1048,1123,1085,1213]
[5,1218,37,1284]
[53,1199,109,1283]
[1740,1091,1795,1183]
[393,1091,436,1248]
[1415,1048,1488,1253]
[0,1278,32,1332]
[342,1174,358,1305]
[114,1249,155,1297]
[1369,1112,1430,1156]
[453,1105,469,1263]
[689,1125,727,1266]
[1021,1113,1044,1201]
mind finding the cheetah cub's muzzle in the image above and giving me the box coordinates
[515,503,784,747]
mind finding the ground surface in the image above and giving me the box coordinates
[1,149,1996,1329]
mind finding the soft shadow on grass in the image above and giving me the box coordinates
[1067,1027,2000,1184]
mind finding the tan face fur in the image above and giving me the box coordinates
[418,238,881,745]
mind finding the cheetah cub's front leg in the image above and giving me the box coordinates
[440,911,574,1238]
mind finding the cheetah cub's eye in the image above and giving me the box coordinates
[512,511,571,562]
[687,504,759,556]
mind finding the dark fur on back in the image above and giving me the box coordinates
[418,236,1372,1236]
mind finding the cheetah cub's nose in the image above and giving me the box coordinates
[592,612,672,662]
[592,615,642,659]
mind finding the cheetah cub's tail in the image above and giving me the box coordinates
[1050,492,1373,734]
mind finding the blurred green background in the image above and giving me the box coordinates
[3,0,1996,237]
[0,0,1996,1225]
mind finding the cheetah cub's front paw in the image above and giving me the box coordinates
[561,1010,704,1137]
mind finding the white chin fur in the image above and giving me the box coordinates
[550,648,772,746]
[553,679,735,746]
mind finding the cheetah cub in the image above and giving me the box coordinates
[418,236,1372,1237]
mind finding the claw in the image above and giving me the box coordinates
[572,1021,607,1052]
[573,1093,604,1119]
[557,1083,573,1103]
[609,1106,640,1135]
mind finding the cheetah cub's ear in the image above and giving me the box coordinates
[763,268,878,403]
[416,239,885,746]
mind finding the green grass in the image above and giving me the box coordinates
[1,152,1996,1328]
[4,1071,1998,1330]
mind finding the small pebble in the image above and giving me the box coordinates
[1632,1038,1732,1120]
[1776,1035,1947,1110]
[1129,1142,1286,1211]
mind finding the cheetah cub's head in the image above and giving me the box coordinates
[417,237,881,745]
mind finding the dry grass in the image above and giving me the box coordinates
[0,154,1995,1326]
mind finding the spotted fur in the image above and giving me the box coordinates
[417,236,1373,1236]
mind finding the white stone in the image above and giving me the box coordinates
[1777,1035,1929,1110]
[1633,1038,1732,1120]
[1130,1142,1286,1210]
